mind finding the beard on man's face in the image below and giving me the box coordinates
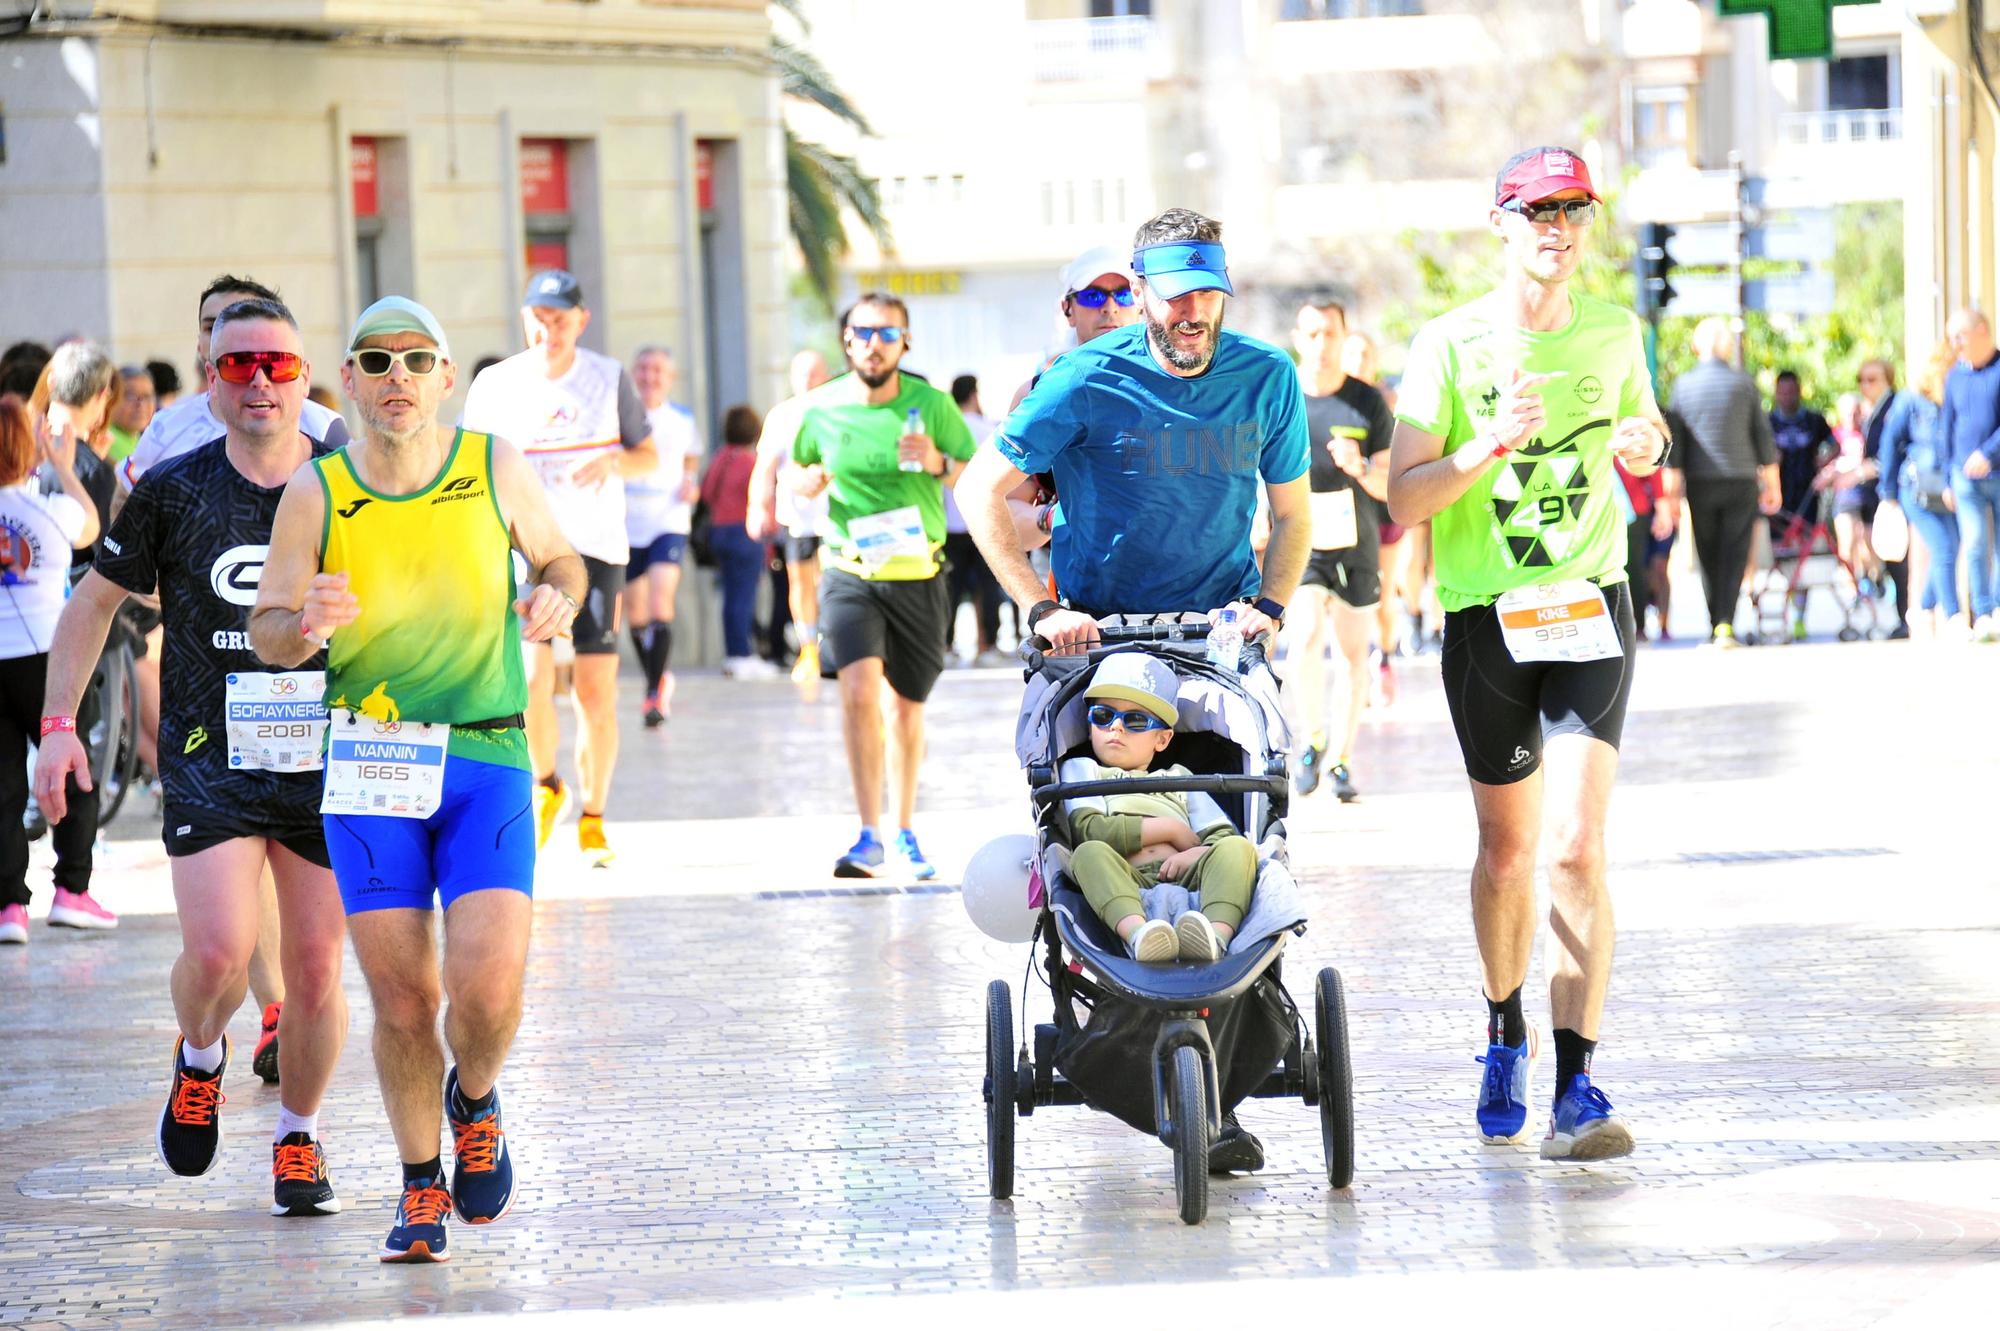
[1145,305,1225,373]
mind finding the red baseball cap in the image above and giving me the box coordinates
[1495,147,1600,206]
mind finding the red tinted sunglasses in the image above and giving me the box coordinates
[214,351,304,384]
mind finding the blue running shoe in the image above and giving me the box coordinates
[1540,1073,1635,1161]
[893,828,937,881]
[834,829,885,878]
[1475,1025,1538,1144]
[1294,743,1323,796]
[380,1175,451,1263]
[446,1067,516,1224]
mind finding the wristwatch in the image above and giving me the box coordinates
[1250,596,1286,625]
[1027,599,1062,631]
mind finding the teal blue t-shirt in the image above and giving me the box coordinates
[993,323,1309,613]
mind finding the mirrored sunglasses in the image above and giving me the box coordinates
[1502,198,1598,227]
[213,351,303,384]
[1070,286,1135,310]
[846,325,905,345]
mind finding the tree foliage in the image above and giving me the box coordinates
[771,2,892,313]
[1382,191,1904,415]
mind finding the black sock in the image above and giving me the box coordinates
[645,623,673,688]
[1485,986,1526,1048]
[539,772,561,793]
[1553,1028,1595,1106]
[452,1082,496,1118]
[403,1157,444,1186]
[628,624,650,666]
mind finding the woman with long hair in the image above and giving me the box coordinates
[0,394,108,942]
[1878,342,1963,638]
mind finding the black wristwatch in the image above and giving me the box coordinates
[1027,599,1062,630]
[1250,595,1286,624]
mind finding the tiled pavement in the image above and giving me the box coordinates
[2,637,1995,1328]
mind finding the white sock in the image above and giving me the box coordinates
[274,1106,319,1142]
[181,1037,225,1073]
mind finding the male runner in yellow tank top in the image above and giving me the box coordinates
[251,296,584,1264]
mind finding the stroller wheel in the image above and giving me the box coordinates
[1315,967,1355,1189]
[985,979,1015,1199]
[1168,1044,1210,1225]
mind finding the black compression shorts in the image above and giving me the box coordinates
[1439,580,1636,786]
[163,802,330,867]
[571,556,627,655]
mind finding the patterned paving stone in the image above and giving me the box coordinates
[0,641,1994,1326]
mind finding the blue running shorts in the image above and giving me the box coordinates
[326,757,535,914]
[627,532,688,578]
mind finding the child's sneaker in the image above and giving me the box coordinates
[1174,910,1222,963]
[1128,918,1176,964]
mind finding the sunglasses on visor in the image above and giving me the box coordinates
[1069,286,1136,309]
[1087,703,1170,732]
[350,348,442,377]
[1501,198,1598,227]
[213,351,304,384]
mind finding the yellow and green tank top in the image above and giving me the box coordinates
[314,430,528,769]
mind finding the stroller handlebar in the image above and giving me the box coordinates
[1019,617,1271,671]
[1031,773,1287,808]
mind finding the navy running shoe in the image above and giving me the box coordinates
[447,1067,516,1224]
[834,829,885,878]
[894,828,937,881]
[380,1176,451,1263]
[1294,743,1323,796]
[1540,1073,1635,1161]
[271,1133,341,1217]
[1475,1026,1537,1144]
[157,1036,229,1177]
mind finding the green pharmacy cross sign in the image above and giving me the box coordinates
[1718,0,1871,61]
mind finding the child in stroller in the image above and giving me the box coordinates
[1063,652,1258,965]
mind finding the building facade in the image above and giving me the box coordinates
[1,0,788,439]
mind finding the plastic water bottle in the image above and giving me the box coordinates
[898,407,925,473]
[1207,606,1242,672]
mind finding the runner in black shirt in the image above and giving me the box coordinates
[1282,299,1395,803]
[34,298,349,1219]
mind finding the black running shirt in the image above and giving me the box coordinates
[95,439,331,823]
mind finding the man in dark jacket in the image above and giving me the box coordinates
[1667,319,1779,645]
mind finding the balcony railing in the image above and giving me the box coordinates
[1029,15,1162,84]
[1777,108,1903,148]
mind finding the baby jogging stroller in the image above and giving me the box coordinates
[982,617,1355,1225]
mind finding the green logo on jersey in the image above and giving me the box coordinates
[184,726,209,755]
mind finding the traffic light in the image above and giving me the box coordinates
[1636,221,1677,319]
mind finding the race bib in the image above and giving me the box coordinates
[846,505,932,575]
[1310,489,1359,551]
[1495,580,1623,664]
[224,672,327,773]
[319,710,449,819]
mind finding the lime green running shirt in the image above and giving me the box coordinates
[1395,292,1657,611]
[790,373,979,580]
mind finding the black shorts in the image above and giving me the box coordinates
[784,534,821,564]
[572,556,627,655]
[1300,548,1382,609]
[819,565,949,703]
[1439,580,1636,786]
[164,802,330,867]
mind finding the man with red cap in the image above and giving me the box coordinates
[1387,147,1669,1161]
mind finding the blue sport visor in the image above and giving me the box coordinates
[1131,241,1233,300]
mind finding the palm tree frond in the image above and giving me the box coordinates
[791,136,891,248]
[788,130,849,308]
[773,39,874,135]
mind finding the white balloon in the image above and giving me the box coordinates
[962,833,1041,943]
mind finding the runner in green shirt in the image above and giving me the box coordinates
[788,292,978,880]
[1387,146,1669,1164]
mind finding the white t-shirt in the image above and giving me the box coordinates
[124,391,346,488]
[624,400,700,544]
[756,395,829,538]
[460,347,649,564]
[0,482,87,659]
